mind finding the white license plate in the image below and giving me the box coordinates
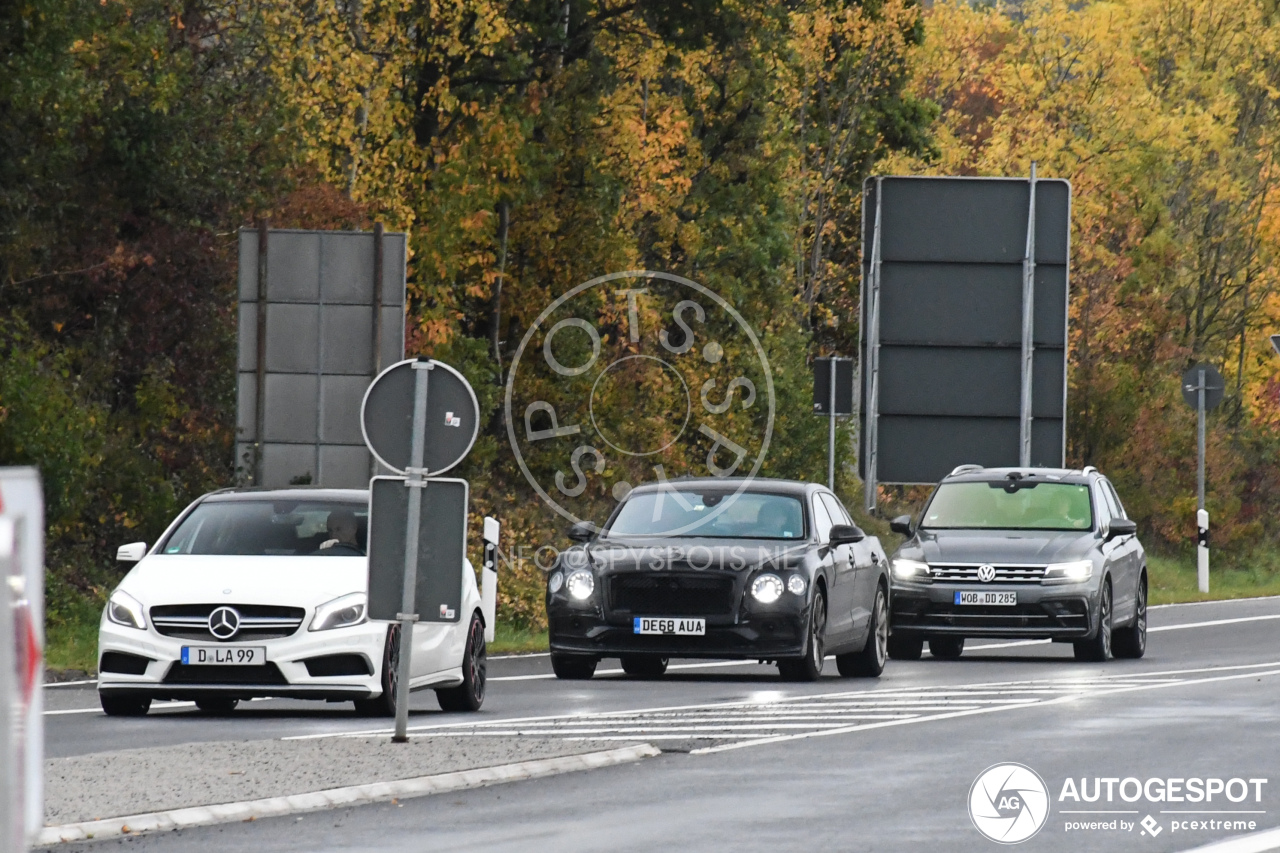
[181,646,266,665]
[633,617,706,636]
[954,591,1017,606]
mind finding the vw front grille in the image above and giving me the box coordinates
[929,564,1047,584]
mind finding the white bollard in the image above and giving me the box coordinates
[481,517,500,643]
[1197,508,1209,594]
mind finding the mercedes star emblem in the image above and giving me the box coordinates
[976,565,997,583]
[208,606,241,640]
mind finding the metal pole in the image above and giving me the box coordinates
[828,359,837,490]
[254,218,270,486]
[865,179,883,514]
[393,360,432,743]
[370,223,385,480]
[1197,368,1209,593]
[1019,162,1038,468]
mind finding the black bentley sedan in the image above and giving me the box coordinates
[546,478,891,682]
[887,466,1146,662]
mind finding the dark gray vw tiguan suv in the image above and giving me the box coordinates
[887,466,1146,662]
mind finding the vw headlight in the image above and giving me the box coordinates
[548,571,564,594]
[566,569,595,600]
[891,558,930,581]
[107,590,146,630]
[309,593,367,631]
[751,574,784,604]
[1043,560,1093,583]
[787,574,807,596]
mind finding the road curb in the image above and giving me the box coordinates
[39,742,661,846]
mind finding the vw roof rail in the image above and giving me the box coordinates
[948,464,984,477]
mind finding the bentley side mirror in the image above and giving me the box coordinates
[889,515,913,536]
[567,522,598,543]
[829,525,865,546]
[116,542,147,563]
[1107,518,1137,540]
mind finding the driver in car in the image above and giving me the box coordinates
[318,509,363,555]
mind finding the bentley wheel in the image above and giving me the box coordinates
[779,591,826,682]
[1113,572,1147,659]
[620,655,669,677]
[837,585,887,677]
[354,623,400,717]
[551,653,598,680]
[437,612,487,712]
[1074,580,1114,662]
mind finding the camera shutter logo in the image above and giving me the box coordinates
[208,606,242,640]
[968,763,1050,844]
[977,564,997,583]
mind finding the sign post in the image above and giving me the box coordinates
[361,358,479,742]
[813,358,854,491]
[1181,363,1224,594]
[481,517,500,644]
[0,519,15,853]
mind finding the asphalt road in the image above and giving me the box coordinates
[48,596,1280,852]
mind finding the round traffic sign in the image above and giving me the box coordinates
[361,358,480,475]
[1181,363,1225,411]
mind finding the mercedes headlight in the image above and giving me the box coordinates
[566,569,595,600]
[751,574,784,604]
[107,590,146,630]
[891,558,930,581]
[1043,560,1093,583]
[309,593,367,631]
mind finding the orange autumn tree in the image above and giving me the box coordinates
[885,0,1280,549]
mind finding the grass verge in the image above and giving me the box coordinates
[489,622,549,655]
[1148,551,1280,605]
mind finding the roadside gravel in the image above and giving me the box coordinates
[45,736,636,825]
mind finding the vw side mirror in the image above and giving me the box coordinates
[889,515,913,536]
[829,524,865,546]
[116,542,147,563]
[1107,518,1137,539]
[567,522,598,543]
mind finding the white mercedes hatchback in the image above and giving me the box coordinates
[98,488,486,716]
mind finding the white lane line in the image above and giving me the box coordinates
[43,679,97,688]
[691,665,1280,755]
[488,652,551,661]
[491,658,761,682]
[1152,594,1280,609]
[1150,614,1280,632]
[44,701,196,717]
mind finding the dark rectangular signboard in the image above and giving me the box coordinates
[813,358,855,416]
[367,477,467,624]
[859,175,1070,508]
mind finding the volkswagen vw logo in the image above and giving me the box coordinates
[208,606,241,640]
[976,565,997,583]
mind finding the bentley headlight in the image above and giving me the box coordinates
[107,590,146,630]
[751,574,784,604]
[1043,560,1093,583]
[787,575,807,596]
[548,571,564,593]
[566,569,595,600]
[891,558,930,581]
[309,593,367,631]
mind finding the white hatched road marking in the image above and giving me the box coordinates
[290,662,1279,750]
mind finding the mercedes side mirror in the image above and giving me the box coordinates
[829,525,865,546]
[1107,518,1137,540]
[116,542,147,563]
[567,522,598,543]
[889,515,914,536]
